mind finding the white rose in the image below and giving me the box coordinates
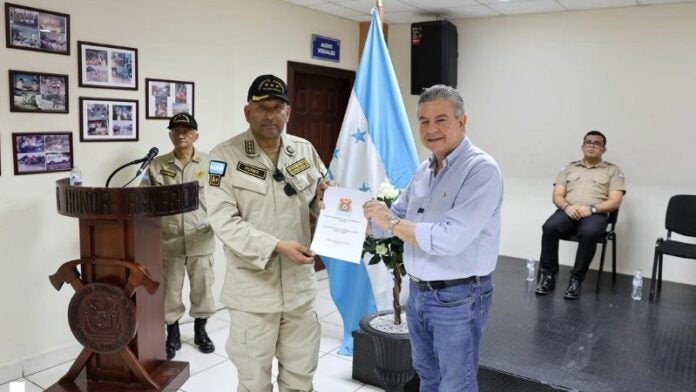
[378,181,399,200]
[375,244,388,256]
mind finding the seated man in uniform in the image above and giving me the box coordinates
[536,130,625,299]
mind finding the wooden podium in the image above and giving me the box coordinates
[49,179,199,391]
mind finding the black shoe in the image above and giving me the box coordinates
[166,321,182,360]
[564,278,582,300]
[535,274,556,295]
[194,318,215,354]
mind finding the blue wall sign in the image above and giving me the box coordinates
[312,34,340,62]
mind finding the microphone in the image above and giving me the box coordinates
[135,147,159,176]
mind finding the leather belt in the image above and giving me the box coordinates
[410,274,488,290]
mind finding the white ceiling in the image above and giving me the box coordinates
[282,0,696,23]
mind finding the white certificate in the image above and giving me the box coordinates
[311,186,373,264]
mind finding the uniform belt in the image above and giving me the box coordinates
[410,274,488,290]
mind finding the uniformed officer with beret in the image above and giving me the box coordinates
[142,113,216,359]
[536,130,626,299]
[206,74,328,392]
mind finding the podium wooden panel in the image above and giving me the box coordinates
[49,179,200,391]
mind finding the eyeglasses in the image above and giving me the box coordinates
[272,169,297,196]
[583,140,604,147]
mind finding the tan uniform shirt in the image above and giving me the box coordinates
[207,129,326,313]
[554,160,626,206]
[143,150,216,256]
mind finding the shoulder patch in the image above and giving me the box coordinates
[286,158,311,176]
[160,169,177,178]
[208,160,227,187]
[209,160,227,176]
[237,162,267,180]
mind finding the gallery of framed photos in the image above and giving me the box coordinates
[3,2,194,176]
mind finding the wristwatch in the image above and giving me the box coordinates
[388,217,401,235]
[590,205,598,214]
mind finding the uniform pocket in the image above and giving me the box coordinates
[592,174,610,185]
[230,174,268,195]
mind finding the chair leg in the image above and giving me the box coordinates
[650,249,659,301]
[658,254,663,293]
[596,241,607,293]
[611,235,617,283]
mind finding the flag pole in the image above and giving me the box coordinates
[377,0,384,23]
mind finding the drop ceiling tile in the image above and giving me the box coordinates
[340,0,419,14]
[447,5,501,18]
[307,2,365,17]
[486,0,566,15]
[559,0,638,10]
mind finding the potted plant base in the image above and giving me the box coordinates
[353,311,419,392]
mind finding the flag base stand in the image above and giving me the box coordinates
[352,311,419,392]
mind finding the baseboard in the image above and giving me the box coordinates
[0,362,22,385]
[23,343,82,376]
[0,342,82,384]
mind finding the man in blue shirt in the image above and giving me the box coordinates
[364,84,503,392]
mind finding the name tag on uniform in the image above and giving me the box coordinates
[160,169,176,178]
[208,160,227,187]
[286,158,310,176]
[237,162,267,180]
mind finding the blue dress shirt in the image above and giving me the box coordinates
[391,137,503,281]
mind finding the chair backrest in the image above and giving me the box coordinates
[665,195,696,237]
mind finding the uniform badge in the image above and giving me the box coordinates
[160,169,176,178]
[244,140,256,155]
[286,158,310,176]
[208,160,227,187]
[196,169,205,179]
[237,162,267,180]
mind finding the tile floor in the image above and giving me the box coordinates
[0,271,382,392]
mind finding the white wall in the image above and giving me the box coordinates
[390,3,696,284]
[0,0,359,372]
[3,0,696,379]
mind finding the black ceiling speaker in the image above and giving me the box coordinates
[411,20,458,95]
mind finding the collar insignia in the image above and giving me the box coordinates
[244,140,256,155]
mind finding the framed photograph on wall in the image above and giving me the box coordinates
[145,78,194,119]
[9,70,68,113]
[12,132,73,175]
[80,97,139,142]
[78,41,138,90]
[5,3,70,55]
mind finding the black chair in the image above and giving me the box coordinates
[649,195,696,301]
[559,209,619,293]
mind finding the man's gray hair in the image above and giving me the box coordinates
[418,85,466,117]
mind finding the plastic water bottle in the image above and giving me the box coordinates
[631,271,643,300]
[526,258,536,282]
[70,166,82,186]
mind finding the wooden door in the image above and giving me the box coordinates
[287,61,354,167]
[286,62,354,271]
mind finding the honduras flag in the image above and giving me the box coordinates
[322,8,419,356]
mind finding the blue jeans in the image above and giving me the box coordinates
[406,276,494,392]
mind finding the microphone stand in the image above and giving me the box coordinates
[105,159,144,187]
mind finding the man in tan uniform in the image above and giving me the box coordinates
[536,130,625,299]
[143,113,216,359]
[206,75,328,392]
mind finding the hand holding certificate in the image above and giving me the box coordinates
[310,187,372,264]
